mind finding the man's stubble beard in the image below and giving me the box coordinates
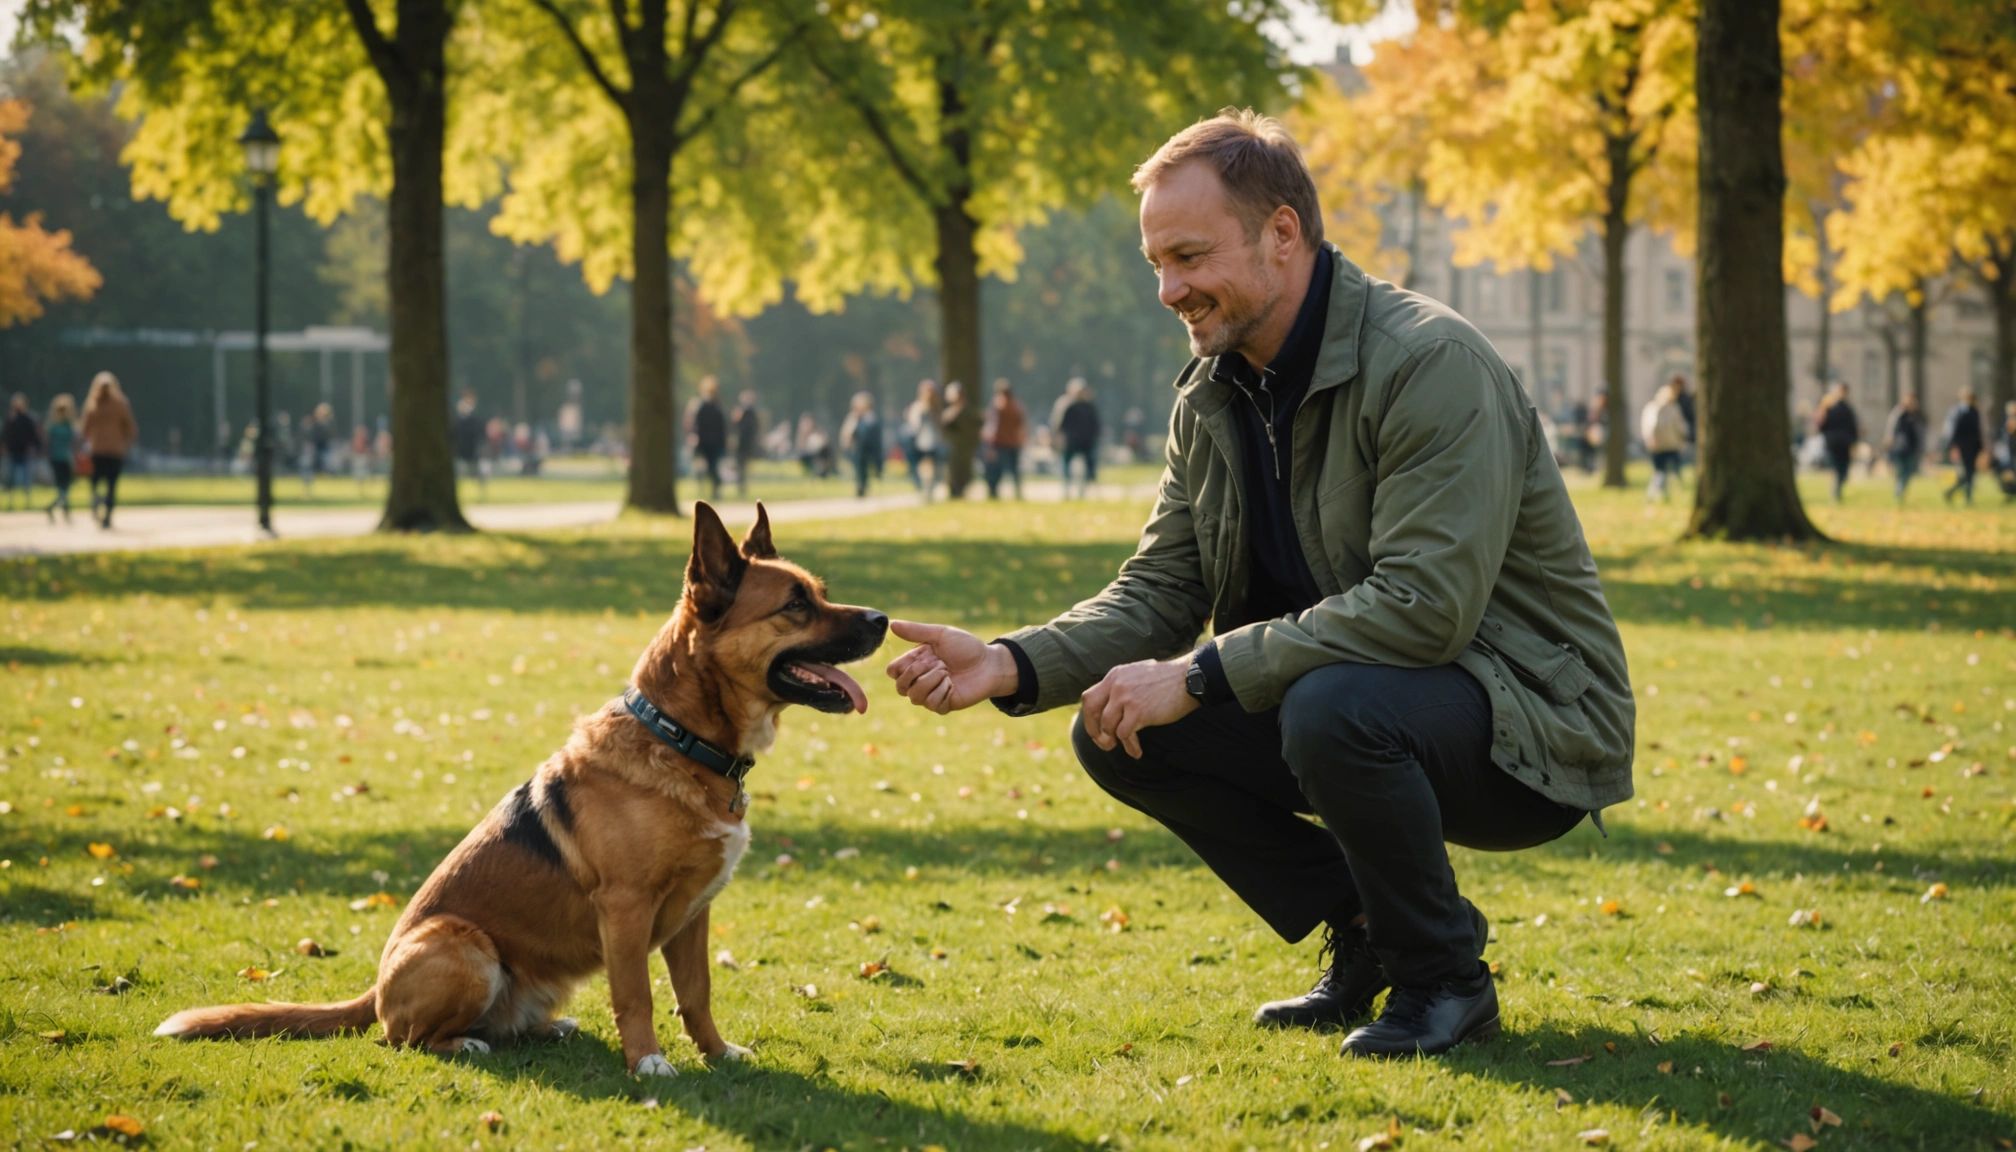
[1184,246,1285,361]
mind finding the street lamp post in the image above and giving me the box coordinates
[238,109,281,535]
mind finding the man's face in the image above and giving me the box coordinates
[1140,162,1286,360]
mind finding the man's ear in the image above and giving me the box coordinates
[740,502,778,560]
[684,502,747,622]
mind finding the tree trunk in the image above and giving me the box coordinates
[1908,292,1927,404]
[626,115,679,514]
[1811,202,1832,397]
[1600,204,1630,488]
[1876,304,1899,410]
[374,0,469,532]
[1987,242,2016,414]
[1685,0,1819,540]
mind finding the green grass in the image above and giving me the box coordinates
[90,461,1166,509]
[1,471,2013,1151]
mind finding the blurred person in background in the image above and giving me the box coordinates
[453,390,488,496]
[795,413,835,478]
[687,375,728,500]
[43,394,78,523]
[351,423,374,491]
[271,411,297,485]
[1583,388,1607,475]
[732,389,763,496]
[1638,376,1688,502]
[903,379,944,500]
[1058,378,1103,498]
[1991,400,2016,501]
[1813,382,1859,503]
[1882,392,1925,506]
[942,380,983,499]
[983,378,1027,500]
[301,403,335,494]
[839,391,885,498]
[1940,387,1983,505]
[3,393,40,510]
[80,371,137,529]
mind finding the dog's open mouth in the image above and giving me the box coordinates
[774,659,868,714]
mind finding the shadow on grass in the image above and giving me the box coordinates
[1452,1020,2012,1148]
[0,644,106,666]
[449,1028,1094,1151]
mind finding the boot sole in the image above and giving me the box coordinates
[1340,1013,1501,1059]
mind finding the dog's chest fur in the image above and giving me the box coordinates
[652,820,750,944]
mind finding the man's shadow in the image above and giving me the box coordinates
[446,1027,1093,1152]
[1443,1020,2010,1146]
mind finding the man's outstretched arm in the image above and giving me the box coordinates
[885,620,1022,714]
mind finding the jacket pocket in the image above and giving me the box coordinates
[1475,614,1593,705]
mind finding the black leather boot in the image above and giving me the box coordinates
[1339,963,1499,1058]
[1254,902,1490,1030]
[1253,922,1384,1029]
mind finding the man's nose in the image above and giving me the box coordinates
[1158,269,1189,312]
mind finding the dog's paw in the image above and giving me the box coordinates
[455,1037,491,1055]
[547,1017,579,1040]
[632,1053,677,1078]
[706,1042,754,1064]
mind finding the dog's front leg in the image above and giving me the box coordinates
[593,888,672,1076]
[663,902,747,1062]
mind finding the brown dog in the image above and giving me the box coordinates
[156,503,888,1076]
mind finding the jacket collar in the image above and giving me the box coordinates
[1179,242,1369,418]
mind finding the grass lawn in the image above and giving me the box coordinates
[1,470,2013,1150]
[96,461,1166,510]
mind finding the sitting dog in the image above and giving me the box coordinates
[156,503,888,1076]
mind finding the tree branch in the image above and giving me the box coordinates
[339,0,400,82]
[673,19,809,151]
[803,40,939,205]
[669,0,741,95]
[528,0,630,107]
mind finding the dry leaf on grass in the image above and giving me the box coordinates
[1577,1130,1610,1146]
[1742,1039,1773,1052]
[1783,1135,1818,1152]
[1554,1088,1575,1110]
[945,1058,979,1077]
[296,938,326,957]
[1657,1061,1675,1074]
[1921,882,1949,903]
[102,1115,143,1137]
[86,843,116,859]
[238,967,281,982]
[1355,1116,1403,1151]
[478,1110,503,1131]
[1546,1055,1589,1067]
[1810,1105,1843,1131]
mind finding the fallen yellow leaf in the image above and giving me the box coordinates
[86,843,115,859]
[102,1115,143,1138]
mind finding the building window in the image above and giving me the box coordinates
[1663,269,1686,314]
[1546,270,1566,313]
[1973,350,1994,396]
[1478,273,1501,317]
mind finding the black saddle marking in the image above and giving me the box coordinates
[499,781,564,869]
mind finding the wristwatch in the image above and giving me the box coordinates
[1183,654,1210,704]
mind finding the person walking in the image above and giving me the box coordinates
[885,111,1630,1059]
[1940,387,1984,505]
[42,394,78,522]
[1991,399,2016,501]
[838,391,885,498]
[1583,388,1608,475]
[793,413,835,478]
[453,391,487,496]
[3,393,40,511]
[731,390,763,497]
[903,379,944,501]
[301,402,335,495]
[79,372,137,529]
[1638,377,1688,501]
[1057,378,1102,498]
[982,378,1027,500]
[1882,393,1926,505]
[1813,382,1860,503]
[942,380,984,499]
[686,376,728,500]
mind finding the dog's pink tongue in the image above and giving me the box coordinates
[803,663,868,713]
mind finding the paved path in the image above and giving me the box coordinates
[0,480,1155,558]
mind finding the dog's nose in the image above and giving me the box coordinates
[862,610,889,636]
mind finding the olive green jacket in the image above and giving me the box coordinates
[1003,247,1635,812]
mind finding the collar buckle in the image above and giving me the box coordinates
[621,686,755,783]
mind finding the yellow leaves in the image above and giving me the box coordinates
[86,843,116,860]
[1098,906,1129,933]
[237,967,280,982]
[1810,1106,1843,1132]
[1729,755,1749,775]
[102,1115,144,1138]
[262,825,289,841]
[1785,1135,1819,1152]
[1788,908,1822,928]
[349,892,399,911]
[168,875,200,890]
[1598,899,1623,916]
[478,1110,504,1132]
[1920,882,1948,904]
[1725,881,1759,898]
[1354,1115,1403,1151]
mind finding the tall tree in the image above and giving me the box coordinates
[795,0,1325,448]
[486,0,808,514]
[0,96,102,326]
[1686,0,1819,539]
[24,0,472,531]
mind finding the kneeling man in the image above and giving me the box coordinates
[885,111,1633,1057]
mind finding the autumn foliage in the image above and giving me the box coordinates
[0,97,101,327]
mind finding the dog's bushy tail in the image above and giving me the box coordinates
[155,988,378,1040]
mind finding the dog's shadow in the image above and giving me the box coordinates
[466,1029,1093,1151]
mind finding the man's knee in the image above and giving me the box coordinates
[1278,664,1409,776]
[1070,710,1166,797]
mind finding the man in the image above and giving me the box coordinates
[983,378,1028,500]
[686,376,728,500]
[1056,379,1102,498]
[3,393,40,511]
[452,391,487,496]
[731,390,763,497]
[884,111,1633,1059]
[1814,382,1859,503]
[942,381,984,499]
[1883,392,1926,505]
[1941,387,1983,505]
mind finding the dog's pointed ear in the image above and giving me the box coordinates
[684,502,747,622]
[740,502,778,560]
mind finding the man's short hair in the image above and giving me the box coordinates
[1132,108,1324,251]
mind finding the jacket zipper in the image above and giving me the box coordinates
[1243,382,1282,481]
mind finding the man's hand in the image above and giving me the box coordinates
[885,620,1020,714]
[1080,657,1199,760]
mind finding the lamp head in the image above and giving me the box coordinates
[238,108,281,178]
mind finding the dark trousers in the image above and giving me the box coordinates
[698,450,723,499]
[89,455,124,523]
[984,445,1022,498]
[1073,662,1584,985]
[1947,454,1978,502]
